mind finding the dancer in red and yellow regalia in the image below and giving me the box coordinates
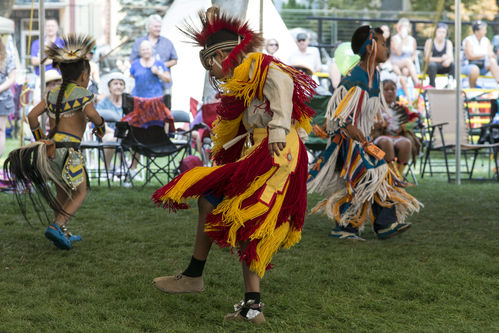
[151,6,316,324]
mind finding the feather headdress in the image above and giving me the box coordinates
[180,6,264,74]
[42,34,95,64]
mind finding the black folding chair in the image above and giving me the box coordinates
[117,122,191,187]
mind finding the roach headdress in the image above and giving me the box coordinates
[42,34,95,64]
[180,6,264,74]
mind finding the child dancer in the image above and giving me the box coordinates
[308,26,421,241]
[151,7,316,324]
[4,34,105,249]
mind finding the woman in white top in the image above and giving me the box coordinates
[390,18,420,88]
[462,21,499,88]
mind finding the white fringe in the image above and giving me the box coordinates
[307,141,341,195]
[324,86,386,138]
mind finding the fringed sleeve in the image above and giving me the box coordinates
[325,85,386,137]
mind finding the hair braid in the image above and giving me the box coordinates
[48,78,68,139]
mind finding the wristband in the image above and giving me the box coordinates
[31,126,45,141]
[94,117,106,136]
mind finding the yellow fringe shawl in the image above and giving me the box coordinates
[211,52,313,159]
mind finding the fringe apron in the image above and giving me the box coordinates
[153,126,308,278]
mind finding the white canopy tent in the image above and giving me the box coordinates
[0,16,15,34]
[161,0,298,113]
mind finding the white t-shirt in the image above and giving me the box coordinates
[287,47,322,73]
[463,34,490,66]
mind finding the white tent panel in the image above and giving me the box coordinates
[161,0,212,112]
[162,0,297,113]
[245,0,297,61]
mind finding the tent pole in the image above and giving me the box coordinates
[454,0,461,184]
[39,0,46,133]
[259,0,263,33]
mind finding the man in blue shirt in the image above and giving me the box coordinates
[30,18,64,76]
[130,14,178,108]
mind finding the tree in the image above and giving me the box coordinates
[116,0,173,54]
[0,0,16,17]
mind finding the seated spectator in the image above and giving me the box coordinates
[390,18,420,88]
[424,23,454,88]
[372,79,422,182]
[96,72,126,170]
[492,34,499,65]
[264,38,279,57]
[379,56,411,102]
[462,21,499,88]
[380,24,391,51]
[26,69,62,137]
[288,32,322,73]
[379,23,411,100]
[291,62,330,96]
[130,40,171,98]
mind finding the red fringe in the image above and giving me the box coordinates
[212,56,317,165]
[264,56,318,122]
[204,139,310,272]
[275,141,308,231]
[211,96,247,165]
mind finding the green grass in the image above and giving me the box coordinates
[0,138,498,332]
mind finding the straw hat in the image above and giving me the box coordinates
[290,62,314,76]
[45,69,62,83]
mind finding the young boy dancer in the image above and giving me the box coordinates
[151,7,317,324]
[308,26,421,241]
[4,34,105,249]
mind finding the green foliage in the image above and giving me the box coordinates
[116,0,173,55]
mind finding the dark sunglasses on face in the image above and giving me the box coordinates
[297,39,306,42]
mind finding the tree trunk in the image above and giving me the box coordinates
[0,0,16,17]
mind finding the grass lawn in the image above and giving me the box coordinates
[0,138,498,332]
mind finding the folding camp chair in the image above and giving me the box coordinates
[305,94,330,164]
[117,121,194,187]
[80,128,112,187]
[197,102,219,166]
[421,89,499,181]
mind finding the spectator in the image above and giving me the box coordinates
[96,72,126,169]
[264,38,279,57]
[462,21,499,88]
[492,34,499,65]
[43,69,62,93]
[130,14,178,108]
[0,38,16,157]
[390,18,420,88]
[372,79,421,181]
[424,23,454,88]
[30,18,64,76]
[379,25,411,100]
[130,40,171,98]
[88,46,100,96]
[288,32,322,73]
[34,69,62,135]
[380,24,391,52]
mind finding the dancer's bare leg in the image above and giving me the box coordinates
[193,197,214,260]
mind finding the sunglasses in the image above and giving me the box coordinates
[268,43,278,47]
[297,39,306,42]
